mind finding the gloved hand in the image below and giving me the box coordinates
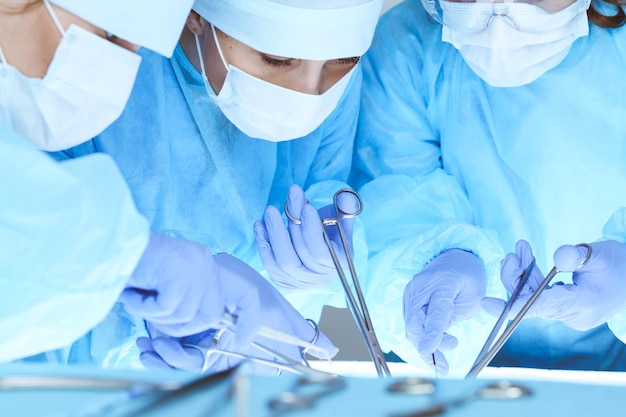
[403,249,487,375]
[136,292,338,374]
[254,184,357,289]
[482,239,626,331]
[123,232,283,343]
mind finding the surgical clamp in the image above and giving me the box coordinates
[285,188,391,377]
[465,243,592,378]
[184,326,337,378]
[268,373,346,415]
[219,311,331,360]
[390,381,532,417]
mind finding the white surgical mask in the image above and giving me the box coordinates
[194,26,355,142]
[441,0,591,87]
[0,0,141,151]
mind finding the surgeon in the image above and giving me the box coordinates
[348,0,626,375]
[51,0,383,372]
[0,0,331,367]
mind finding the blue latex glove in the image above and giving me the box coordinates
[123,232,278,342]
[136,293,338,374]
[254,184,356,289]
[482,239,626,331]
[403,249,487,375]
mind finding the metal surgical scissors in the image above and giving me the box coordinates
[465,243,592,378]
[285,188,391,377]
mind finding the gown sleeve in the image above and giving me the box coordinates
[0,125,149,362]
[351,3,506,376]
[601,207,626,343]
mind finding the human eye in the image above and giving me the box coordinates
[335,56,361,66]
[261,54,297,67]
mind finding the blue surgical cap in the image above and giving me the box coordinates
[192,0,384,60]
[50,0,195,57]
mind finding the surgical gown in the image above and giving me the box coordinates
[49,45,366,367]
[0,124,149,363]
[352,0,626,374]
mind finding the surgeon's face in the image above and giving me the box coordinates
[444,0,576,13]
[0,0,138,78]
[181,12,360,95]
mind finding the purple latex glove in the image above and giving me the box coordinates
[123,232,283,343]
[483,239,626,331]
[403,249,487,375]
[137,300,338,374]
[255,184,357,289]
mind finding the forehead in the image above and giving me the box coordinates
[193,0,383,60]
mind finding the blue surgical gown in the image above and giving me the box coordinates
[49,45,366,367]
[352,0,626,374]
[0,124,149,363]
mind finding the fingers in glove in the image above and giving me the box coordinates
[481,296,507,318]
[140,351,173,371]
[213,252,264,348]
[438,333,459,352]
[254,220,293,285]
[334,191,358,250]
[404,305,427,351]
[292,203,336,271]
[120,288,195,327]
[226,290,262,351]
[286,184,307,223]
[142,291,224,338]
[420,350,449,375]
[292,320,339,360]
[254,220,274,266]
[553,244,589,273]
[499,252,526,294]
[494,283,581,326]
[137,335,173,371]
[515,240,545,290]
[419,290,456,354]
[136,336,154,353]
[335,190,360,215]
[283,185,323,270]
[275,296,339,360]
[317,203,356,264]
[262,205,303,271]
[151,337,205,372]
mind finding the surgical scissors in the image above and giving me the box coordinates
[465,243,592,378]
[285,188,391,377]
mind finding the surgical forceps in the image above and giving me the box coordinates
[184,325,336,378]
[285,188,391,377]
[0,375,181,392]
[465,243,592,378]
[268,373,346,415]
[219,311,331,360]
[390,380,532,417]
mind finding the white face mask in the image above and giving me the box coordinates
[0,0,141,151]
[441,0,591,87]
[194,26,355,142]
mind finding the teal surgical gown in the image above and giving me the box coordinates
[0,124,148,364]
[352,0,626,374]
[49,45,366,367]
